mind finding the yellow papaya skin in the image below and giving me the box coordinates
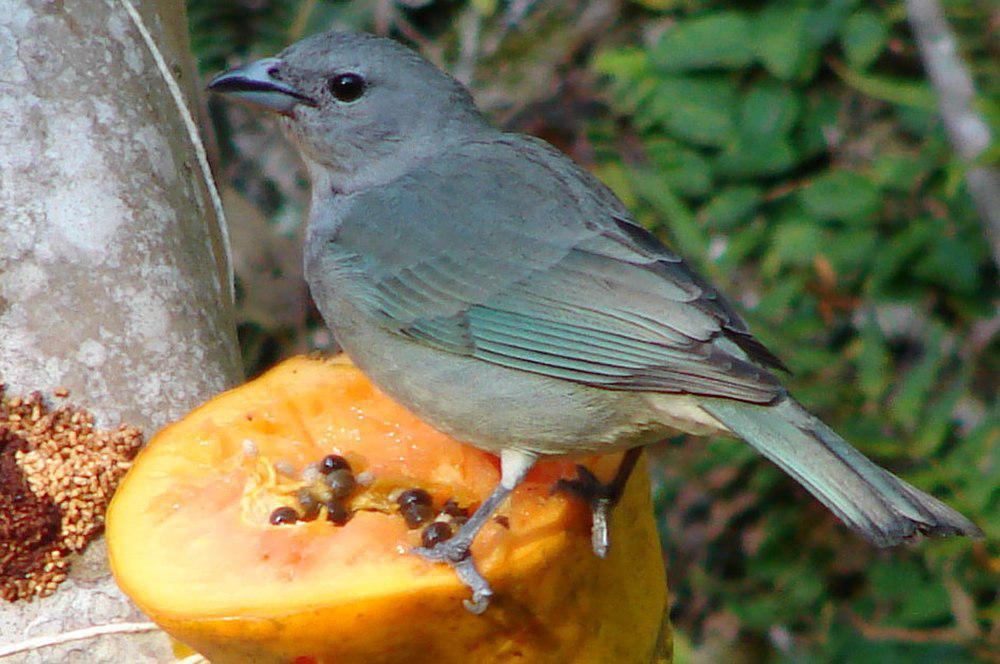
[107,356,670,663]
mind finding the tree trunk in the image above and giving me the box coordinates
[0,0,241,661]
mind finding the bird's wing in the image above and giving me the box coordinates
[333,135,785,404]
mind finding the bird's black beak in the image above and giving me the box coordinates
[207,58,317,114]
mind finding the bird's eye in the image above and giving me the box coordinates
[327,73,366,103]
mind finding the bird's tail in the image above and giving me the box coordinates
[701,396,982,546]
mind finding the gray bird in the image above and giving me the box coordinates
[209,31,981,613]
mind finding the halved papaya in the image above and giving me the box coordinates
[107,356,669,663]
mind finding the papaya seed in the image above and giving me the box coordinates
[400,502,434,529]
[297,489,321,521]
[320,454,350,474]
[325,500,352,526]
[442,498,468,520]
[396,488,432,508]
[269,506,299,526]
[421,521,453,548]
[324,469,356,499]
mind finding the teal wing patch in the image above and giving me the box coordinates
[338,136,785,404]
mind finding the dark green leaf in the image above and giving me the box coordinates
[806,0,861,46]
[700,186,762,230]
[645,138,714,197]
[796,91,841,158]
[913,235,981,293]
[826,228,878,273]
[871,154,931,192]
[752,5,809,80]
[715,135,799,179]
[652,12,754,71]
[648,76,738,147]
[715,219,769,269]
[867,222,937,293]
[764,217,825,273]
[841,10,889,70]
[799,171,880,222]
[732,596,784,629]
[741,84,801,138]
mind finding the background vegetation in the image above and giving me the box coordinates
[190,1,998,661]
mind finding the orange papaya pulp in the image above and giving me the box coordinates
[107,356,669,663]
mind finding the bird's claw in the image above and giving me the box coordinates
[413,539,472,564]
[462,584,494,614]
[553,464,618,558]
[413,541,494,613]
[553,465,613,501]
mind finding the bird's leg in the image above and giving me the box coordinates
[413,449,536,613]
[553,447,642,558]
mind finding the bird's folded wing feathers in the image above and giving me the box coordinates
[334,136,785,404]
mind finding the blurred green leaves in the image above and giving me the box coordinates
[842,10,889,70]
[700,185,761,231]
[591,0,997,660]
[650,76,739,146]
[753,4,812,80]
[799,171,880,222]
[651,12,753,71]
[189,0,998,660]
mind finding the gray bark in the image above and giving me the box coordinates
[0,0,241,661]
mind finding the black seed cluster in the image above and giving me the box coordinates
[269,453,358,528]
[264,454,476,549]
[394,489,473,550]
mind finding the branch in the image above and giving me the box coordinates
[0,623,158,660]
[906,0,1000,268]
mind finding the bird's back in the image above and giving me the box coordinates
[303,133,785,452]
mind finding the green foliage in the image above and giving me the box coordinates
[190,0,998,660]
[798,171,880,222]
[592,0,997,659]
[651,12,754,71]
[842,10,889,70]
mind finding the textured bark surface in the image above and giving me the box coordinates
[0,0,241,661]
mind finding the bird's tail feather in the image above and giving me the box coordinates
[701,397,982,547]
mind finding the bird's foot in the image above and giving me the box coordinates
[411,474,526,614]
[554,449,642,558]
[553,465,620,558]
[413,539,493,614]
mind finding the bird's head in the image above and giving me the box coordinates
[208,31,489,191]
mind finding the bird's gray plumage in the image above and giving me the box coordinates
[311,134,784,405]
[209,30,982,591]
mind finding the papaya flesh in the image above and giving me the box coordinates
[107,356,669,663]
